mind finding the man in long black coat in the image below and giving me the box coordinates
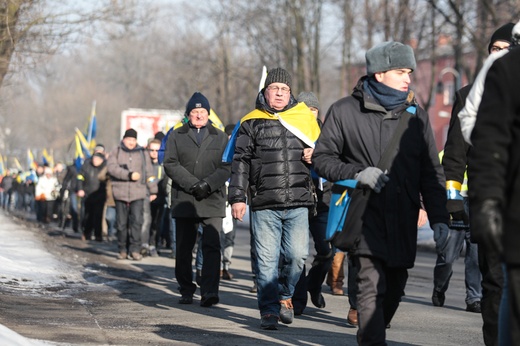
[163,92,230,307]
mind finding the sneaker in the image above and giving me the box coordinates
[140,244,149,256]
[432,290,445,307]
[221,269,233,280]
[149,246,158,257]
[116,252,127,260]
[130,252,142,261]
[279,298,294,324]
[260,314,279,330]
[466,301,481,313]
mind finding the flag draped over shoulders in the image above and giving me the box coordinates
[222,102,320,163]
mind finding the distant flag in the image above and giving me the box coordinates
[74,134,85,170]
[258,65,268,92]
[42,149,54,168]
[0,154,4,175]
[86,100,97,151]
[27,149,37,170]
[13,157,23,171]
[75,128,92,158]
[209,109,225,131]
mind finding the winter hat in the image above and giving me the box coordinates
[297,91,320,110]
[154,131,165,141]
[488,23,515,53]
[123,128,137,139]
[186,92,210,115]
[264,67,292,89]
[224,124,235,136]
[366,41,416,75]
[94,144,105,153]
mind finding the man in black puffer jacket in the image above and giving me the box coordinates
[228,68,321,330]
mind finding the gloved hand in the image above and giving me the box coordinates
[470,199,503,254]
[190,180,211,200]
[446,199,469,224]
[355,167,389,193]
[432,223,451,254]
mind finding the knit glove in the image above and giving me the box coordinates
[432,223,451,255]
[470,199,503,254]
[355,167,389,193]
[190,180,211,201]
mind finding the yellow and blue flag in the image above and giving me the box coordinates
[27,149,37,170]
[86,101,97,151]
[42,149,54,168]
[0,154,4,175]
[222,102,321,163]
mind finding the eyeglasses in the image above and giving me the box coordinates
[266,86,290,94]
[148,149,159,152]
[490,45,508,53]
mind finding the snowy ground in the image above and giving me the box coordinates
[0,212,83,345]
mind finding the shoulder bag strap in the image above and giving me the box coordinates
[376,106,416,172]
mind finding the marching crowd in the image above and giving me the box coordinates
[1,21,520,346]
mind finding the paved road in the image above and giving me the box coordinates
[0,211,484,345]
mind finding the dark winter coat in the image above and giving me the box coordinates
[107,143,157,203]
[312,77,448,268]
[468,48,520,265]
[442,85,472,185]
[228,94,315,211]
[163,122,230,218]
[77,159,106,200]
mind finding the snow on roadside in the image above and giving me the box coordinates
[0,212,83,290]
[0,211,83,345]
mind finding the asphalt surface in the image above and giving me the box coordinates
[0,210,484,346]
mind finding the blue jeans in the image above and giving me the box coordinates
[105,206,116,237]
[433,228,482,303]
[251,207,309,316]
[433,199,482,304]
[499,264,510,346]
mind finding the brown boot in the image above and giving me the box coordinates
[347,307,358,326]
[329,252,345,295]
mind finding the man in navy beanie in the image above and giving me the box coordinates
[164,92,230,307]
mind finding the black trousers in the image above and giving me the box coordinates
[293,211,333,312]
[353,255,408,346]
[175,217,221,298]
[116,199,144,254]
[478,244,504,346]
[82,195,104,240]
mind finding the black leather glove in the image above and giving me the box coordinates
[470,199,503,254]
[190,180,211,200]
[446,199,469,224]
